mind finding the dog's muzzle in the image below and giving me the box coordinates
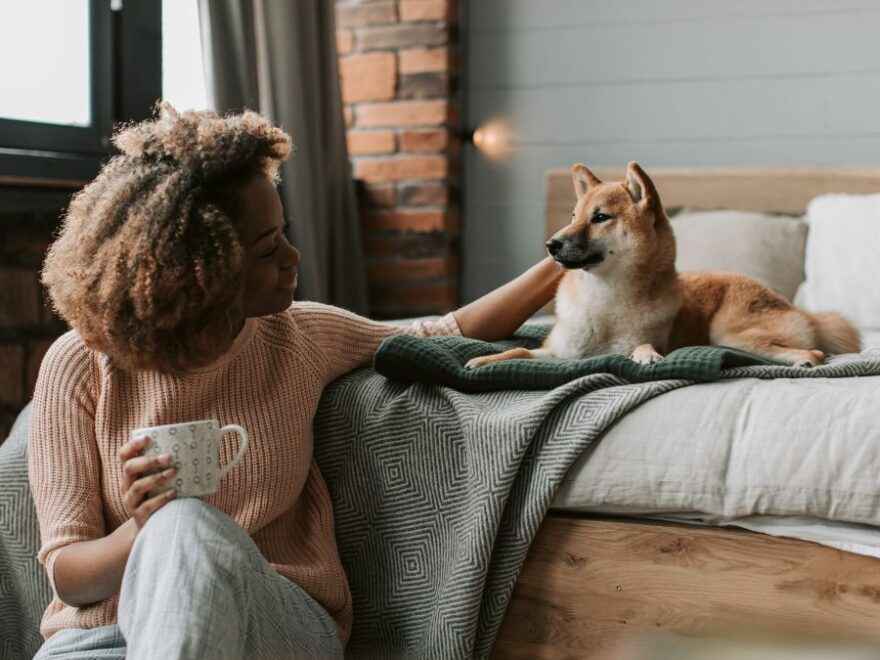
[546,238,605,270]
[545,238,564,257]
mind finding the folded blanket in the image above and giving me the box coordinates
[375,322,782,392]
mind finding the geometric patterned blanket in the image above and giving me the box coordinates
[3,345,879,659]
[313,370,691,658]
[0,403,50,660]
[314,348,880,658]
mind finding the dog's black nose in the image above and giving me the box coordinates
[545,238,563,256]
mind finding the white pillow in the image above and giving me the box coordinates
[672,210,807,301]
[795,194,880,342]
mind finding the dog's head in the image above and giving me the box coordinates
[546,161,673,276]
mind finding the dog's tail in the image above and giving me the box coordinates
[810,311,862,355]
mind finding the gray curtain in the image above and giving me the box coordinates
[198,0,368,313]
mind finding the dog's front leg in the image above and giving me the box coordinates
[630,343,664,365]
[465,347,551,369]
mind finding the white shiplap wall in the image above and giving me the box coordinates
[462,0,880,300]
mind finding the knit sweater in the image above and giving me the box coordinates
[27,301,461,642]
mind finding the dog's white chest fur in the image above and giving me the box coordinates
[548,272,674,358]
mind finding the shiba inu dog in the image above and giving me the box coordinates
[466,162,861,369]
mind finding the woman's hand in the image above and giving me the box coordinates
[118,436,178,530]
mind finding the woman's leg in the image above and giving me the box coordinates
[33,625,126,659]
[117,498,343,660]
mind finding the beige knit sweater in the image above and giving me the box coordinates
[28,301,460,641]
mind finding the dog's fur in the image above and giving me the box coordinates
[467,162,861,369]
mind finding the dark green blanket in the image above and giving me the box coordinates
[374,322,781,392]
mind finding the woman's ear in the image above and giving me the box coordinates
[624,161,658,206]
[571,163,602,199]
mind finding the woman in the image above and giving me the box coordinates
[29,104,561,659]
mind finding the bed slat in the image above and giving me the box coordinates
[494,516,880,659]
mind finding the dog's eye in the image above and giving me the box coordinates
[592,212,612,224]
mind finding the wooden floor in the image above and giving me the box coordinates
[494,514,880,659]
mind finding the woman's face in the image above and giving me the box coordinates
[235,175,300,317]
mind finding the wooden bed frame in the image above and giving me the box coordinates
[494,167,880,658]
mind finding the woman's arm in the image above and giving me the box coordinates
[52,520,137,607]
[293,256,562,380]
[28,334,128,607]
[452,256,563,342]
[55,434,181,606]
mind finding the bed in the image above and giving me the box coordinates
[493,167,880,658]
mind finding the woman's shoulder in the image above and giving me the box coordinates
[286,300,354,319]
[42,329,94,365]
[254,301,335,345]
[38,330,100,389]
[282,300,372,332]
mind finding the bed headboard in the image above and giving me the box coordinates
[545,167,880,240]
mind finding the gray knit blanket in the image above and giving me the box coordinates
[3,351,879,659]
[312,348,880,658]
[0,404,49,660]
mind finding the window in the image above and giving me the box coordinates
[0,1,209,188]
[162,0,209,112]
[0,0,163,186]
[1,2,92,126]
[0,0,114,183]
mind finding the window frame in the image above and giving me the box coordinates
[0,0,161,188]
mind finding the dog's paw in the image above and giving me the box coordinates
[793,349,825,368]
[465,355,494,370]
[792,350,825,369]
[630,344,664,365]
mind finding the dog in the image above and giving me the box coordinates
[466,162,861,369]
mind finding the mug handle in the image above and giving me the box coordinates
[218,424,249,479]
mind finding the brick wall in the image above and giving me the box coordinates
[335,0,461,318]
[0,209,68,440]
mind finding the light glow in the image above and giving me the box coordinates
[471,117,514,161]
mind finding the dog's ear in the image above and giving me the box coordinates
[571,164,601,198]
[625,162,658,206]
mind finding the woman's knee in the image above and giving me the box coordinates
[141,498,233,537]
[133,498,260,568]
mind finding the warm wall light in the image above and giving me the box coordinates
[462,117,514,162]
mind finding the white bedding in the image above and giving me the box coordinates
[796,194,880,341]
[552,354,880,557]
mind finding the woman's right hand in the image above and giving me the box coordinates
[118,436,178,530]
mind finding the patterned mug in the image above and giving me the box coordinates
[131,420,249,498]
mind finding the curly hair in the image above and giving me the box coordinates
[42,102,292,373]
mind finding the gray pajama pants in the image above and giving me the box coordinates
[33,498,345,659]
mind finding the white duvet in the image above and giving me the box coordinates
[552,361,880,557]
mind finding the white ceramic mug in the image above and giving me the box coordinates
[131,420,249,498]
